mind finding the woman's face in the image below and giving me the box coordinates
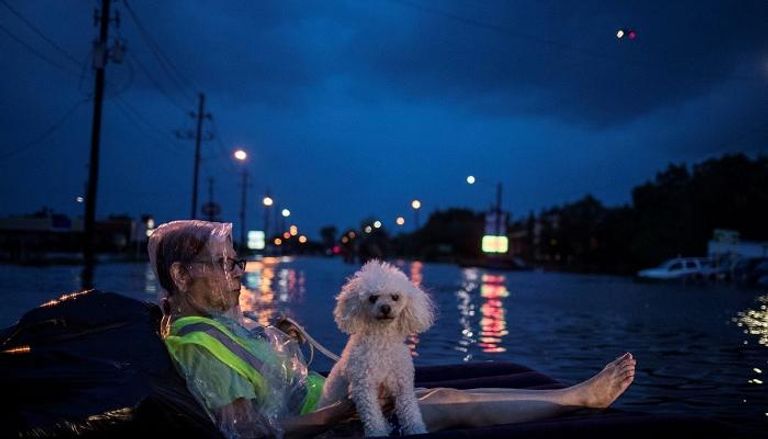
[183,237,244,315]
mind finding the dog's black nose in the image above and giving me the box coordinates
[380,304,391,315]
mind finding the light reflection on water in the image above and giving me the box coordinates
[736,294,768,347]
[453,269,510,358]
[478,273,509,354]
[735,294,768,390]
[239,257,303,328]
[405,261,423,355]
[455,268,479,362]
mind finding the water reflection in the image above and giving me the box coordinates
[240,257,304,328]
[735,294,768,389]
[478,274,509,353]
[455,268,480,361]
[735,294,768,347]
[410,260,423,287]
[454,269,510,360]
[407,261,424,355]
[143,263,157,296]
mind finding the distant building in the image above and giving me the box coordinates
[0,208,150,262]
[707,229,768,259]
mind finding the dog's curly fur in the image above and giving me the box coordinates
[318,260,435,436]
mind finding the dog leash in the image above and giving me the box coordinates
[243,312,341,363]
[283,316,341,363]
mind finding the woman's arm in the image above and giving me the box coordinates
[215,398,356,438]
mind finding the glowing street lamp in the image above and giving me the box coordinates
[396,216,405,226]
[282,208,291,217]
[466,175,476,185]
[263,196,273,207]
[373,220,382,229]
[234,149,248,161]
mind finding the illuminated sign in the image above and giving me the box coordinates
[247,230,265,250]
[482,235,508,254]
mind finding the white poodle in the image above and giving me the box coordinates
[319,260,435,437]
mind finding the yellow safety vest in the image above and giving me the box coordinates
[165,315,324,415]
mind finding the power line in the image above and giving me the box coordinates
[127,52,189,112]
[122,0,199,100]
[0,98,89,161]
[209,117,239,174]
[0,0,82,68]
[112,95,186,151]
[0,20,80,76]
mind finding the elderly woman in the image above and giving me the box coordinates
[149,220,636,438]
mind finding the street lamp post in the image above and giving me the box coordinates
[467,175,507,254]
[263,192,273,253]
[281,208,291,234]
[467,175,503,236]
[234,149,248,251]
[411,199,421,230]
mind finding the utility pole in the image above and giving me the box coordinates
[191,93,206,219]
[176,94,212,219]
[263,188,272,249]
[207,177,215,221]
[495,182,503,237]
[239,170,248,251]
[83,0,115,288]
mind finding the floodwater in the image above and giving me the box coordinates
[1,256,766,432]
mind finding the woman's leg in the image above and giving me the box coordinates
[416,353,636,431]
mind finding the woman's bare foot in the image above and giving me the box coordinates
[564,353,637,409]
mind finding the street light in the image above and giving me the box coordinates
[396,216,405,226]
[234,148,248,250]
[411,199,421,230]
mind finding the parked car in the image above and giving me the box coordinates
[636,257,713,281]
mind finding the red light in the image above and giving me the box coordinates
[332,245,341,254]
[628,30,637,40]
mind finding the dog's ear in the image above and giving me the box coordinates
[334,279,364,335]
[397,284,435,335]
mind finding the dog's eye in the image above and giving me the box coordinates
[368,295,378,303]
[391,294,399,301]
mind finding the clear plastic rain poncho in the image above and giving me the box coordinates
[148,220,319,438]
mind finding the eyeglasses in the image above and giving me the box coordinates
[189,257,247,272]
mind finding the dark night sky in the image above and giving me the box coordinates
[1,0,767,239]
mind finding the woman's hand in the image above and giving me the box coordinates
[275,316,306,344]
